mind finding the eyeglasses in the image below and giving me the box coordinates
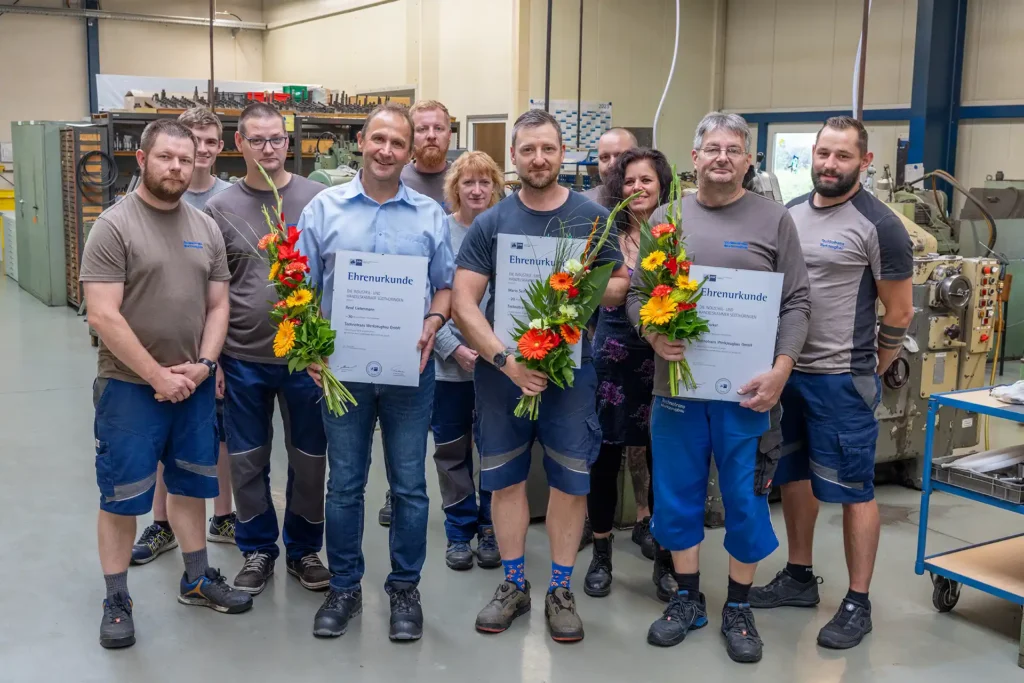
[240,134,289,150]
[698,146,746,160]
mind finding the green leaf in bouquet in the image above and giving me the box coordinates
[572,261,614,322]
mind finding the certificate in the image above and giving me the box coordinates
[679,266,784,401]
[494,234,584,367]
[329,251,428,387]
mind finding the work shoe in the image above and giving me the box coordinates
[445,541,474,571]
[130,523,177,565]
[386,582,424,641]
[646,590,708,647]
[313,589,362,638]
[99,593,135,649]
[378,490,392,527]
[578,517,593,551]
[286,553,331,591]
[476,525,501,569]
[545,587,584,642]
[207,513,237,544]
[178,567,254,614]
[475,581,531,633]
[749,569,821,608]
[721,602,763,663]
[233,551,275,595]
[652,550,678,602]
[633,516,656,560]
[817,599,872,650]
[584,536,613,597]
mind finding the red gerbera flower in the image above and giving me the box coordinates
[651,284,673,298]
[518,328,559,361]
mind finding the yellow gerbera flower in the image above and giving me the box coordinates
[268,261,281,281]
[286,288,313,308]
[639,295,677,326]
[273,319,297,357]
[641,250,667,271]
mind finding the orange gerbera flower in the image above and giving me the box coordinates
[559,324,582,345]
[518,328,559,361]
[651,223,675,238]
[549,272,573,292]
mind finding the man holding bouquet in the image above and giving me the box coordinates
[626,112,810,663]
[452,109,630,643]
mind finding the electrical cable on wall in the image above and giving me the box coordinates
[652,0,680,150]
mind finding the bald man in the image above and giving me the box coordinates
[583,128,638,206]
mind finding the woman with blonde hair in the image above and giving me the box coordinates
[432,151,505,571]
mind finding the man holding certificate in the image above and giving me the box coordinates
[295,103,455,643]
[626,112,810,664]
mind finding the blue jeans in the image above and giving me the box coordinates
[221,355,326,561]
[323,364,435,592]
[431,380,491,543]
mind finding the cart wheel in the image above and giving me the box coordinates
[931,575,960,613]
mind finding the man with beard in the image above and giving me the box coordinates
[583,127,637,206]
[453,109,629,643]
[82,119,254,650]
[627,112,810,663]
[205,102,330,596]
[297,103,454,642]
[750,116,913,651]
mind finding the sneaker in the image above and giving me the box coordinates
[475,581,532,634]
[545,587,584,642]
[652,550,678,603]
[207,513,237,544]
[817,599,872,650]
[749,569,821,609]
[721,602,763,663]
[130,523,177,565]
[313,589,362,638]
[578,517,593,551]
[286,553,331,591]
[233,551,275,595]
[378,490,392,527]
[446,541,474,571]
[584,536,613,598]
[476,525,501,569]
[178,567,254,614]
[99,592,135,649]
[646,591,708,647]
[386,582,424,641]
[632,516,655,560]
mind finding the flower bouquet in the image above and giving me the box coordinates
[509,195,637,419]
[635,173,710,396]
[255,165,357,416]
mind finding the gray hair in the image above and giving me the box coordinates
[512,109,563,147]
[693,112,751,152]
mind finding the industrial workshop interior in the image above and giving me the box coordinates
[6,0,1024,680]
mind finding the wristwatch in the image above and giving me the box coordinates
[197,358,218,377]
[492,350,511,368]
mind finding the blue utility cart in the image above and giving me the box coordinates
[917,387,1024,668]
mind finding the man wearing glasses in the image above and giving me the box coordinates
[205,102,331,597]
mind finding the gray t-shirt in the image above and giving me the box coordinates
[434,213,488,383]
[182,177,233,210]
[787,188,913,375]
[401,162,450,211]
[627,191,811,398]
[205,175,326,363]
[457,190,621,364]
[582,184,608,207]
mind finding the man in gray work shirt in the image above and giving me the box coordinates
[205,102,330,597]
[627,112,810,664]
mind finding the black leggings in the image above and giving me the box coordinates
[587,436,655,535]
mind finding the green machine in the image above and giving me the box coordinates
[307,138,359,187]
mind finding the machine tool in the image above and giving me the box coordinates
[307,133,359,187]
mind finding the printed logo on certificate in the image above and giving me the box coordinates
[329,251,428,387]
[679,266,783,402]
[494,233,585,367]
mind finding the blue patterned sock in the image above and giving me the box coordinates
[502,556,526,591]
[549,562,574,593]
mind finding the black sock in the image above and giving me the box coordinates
[786,562,814,584]
[727,576,752,605]
[155,519,172,532]
[104,571,128,600]
[212,513,233,524]
[672,571,700,595]
[845,588,870,608]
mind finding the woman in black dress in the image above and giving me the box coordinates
[584,148,675,598]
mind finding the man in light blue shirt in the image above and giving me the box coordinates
[296,103,454,643]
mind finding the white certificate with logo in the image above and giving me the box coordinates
[679,266,783,401]
[494,233,583,367]
[330,251,428,387]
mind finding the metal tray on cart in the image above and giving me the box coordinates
[932,454,1024,505]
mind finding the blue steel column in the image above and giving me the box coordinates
[85,1,100,114]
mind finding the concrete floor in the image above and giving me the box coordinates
[2,275,1024,683]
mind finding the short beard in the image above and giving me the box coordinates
[519,168,558,191]
[812,167,859,198]
[416,145,447,169]
[142,165,187,203]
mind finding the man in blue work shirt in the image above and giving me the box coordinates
[295,103,455,643]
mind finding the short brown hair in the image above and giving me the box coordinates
[140,119,196,154]
[177,106,223,136]
[409,99,451,122]
[817,116,868,156]
[361,102,415,145]
[238,102,284,136]
[444,151,503,215]
[512,109,562,147]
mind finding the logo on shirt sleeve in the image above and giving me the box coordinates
[183,240,204,250]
